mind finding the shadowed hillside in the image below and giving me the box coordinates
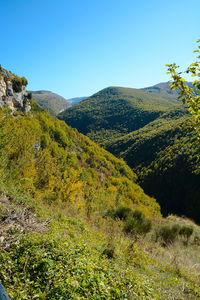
[58,85,200,223]
[0,69,200,299]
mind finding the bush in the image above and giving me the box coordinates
[102,243,115,259]
[27,92,32,100]
[123,210,152,236]
[179,226,193,243]
[105,206,132,220]
[21,76,28,86]
[12,75,28,93]
[12,75,22,93]
[113,206,132,220]
[156,225,180,246]
[132,210,144,221]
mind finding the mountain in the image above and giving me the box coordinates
[1,69,200,299]
[0,81,161,220]
[142,82,194,102]
[58,86,181,146]
[31,90,70,116]
[67,96,87,105]
[58,85,200,223]
[107,109,200,222]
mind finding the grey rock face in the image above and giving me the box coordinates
[0,65,31,112]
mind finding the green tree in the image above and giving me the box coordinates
[166,39,200,171]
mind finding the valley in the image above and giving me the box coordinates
[0,66,200,299]
[58,85,200,223]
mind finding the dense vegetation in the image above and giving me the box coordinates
[1,63,200,298]
[0,104,200,298]
[108,111,200,222]
[11,75,28,93]
[58,86,181,145]
[31,90,70,116]
[0,105,160,219]
[58,86,200,223]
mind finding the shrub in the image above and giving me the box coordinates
[21,76,28,86]
[12,75,28,93]
[27,92,32,100]
[105,206,132,220]
[12,75,22,93]
[156,225,179,246]
[113,206,132,220]
[132,210,144,221]
[123,210,152,236]
[102,244,115,259]
[179,226,193,243]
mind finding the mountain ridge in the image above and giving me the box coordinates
[31,90,70,116]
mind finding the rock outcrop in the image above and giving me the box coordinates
[0,65,31,112]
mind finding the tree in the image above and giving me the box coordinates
[166,40,200,171]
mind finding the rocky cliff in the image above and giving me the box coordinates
[0,65,31,112]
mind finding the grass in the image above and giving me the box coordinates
[0,182,200,299]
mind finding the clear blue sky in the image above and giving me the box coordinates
[1,0,200,98]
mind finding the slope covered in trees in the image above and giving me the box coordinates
[58,86,181,145]
[58,86,200,222]
[31,90,70,116]
[0,70,200,298]
[0,105,160,219]
[107,110,200,222]
[0,105,200,299]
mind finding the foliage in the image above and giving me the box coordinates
[156,223,194,246]
[106,207,152,236]
[156,225,180,246]
[166,39,200,172]
[58,86,180,146]
[106,206,132,220]
[0,190,199,299]
[0,108,160,219]
[123,210,152,236]
[105,107,200,223]
[179,226,194,243]
[58,84,200,223]
[11,74,28,93]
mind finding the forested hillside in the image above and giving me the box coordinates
[58,85,200,223]
[0,105,200,299]
[58,86,181,145]
[0,69,200,298]
[142,82,193,102]
[0,104,160,219]
[107,109,200,222]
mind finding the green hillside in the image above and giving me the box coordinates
[142,82,180,102]
[58,86,181,145]
[107,109,200,222]
[1,68,200,298]
[142,82,194,103]
[58,86,200,223]
[0,104,160,219]
[31,90,70,116]
[1,105,200,299]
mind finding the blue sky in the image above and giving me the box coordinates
[1,0,200,98]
